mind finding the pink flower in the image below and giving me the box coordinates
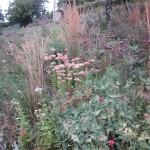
[94,70,99,73]
[98,97,104,102]
[106,60,111,64]
[74,57,80,61]
[74,78,81,82]
[65,63,72,68]
[59,106,65,111]
[120,94,125,100]
[51,62,56,65]
[105,45,112,50]
[51,48,56,52]
[44,56,51,61]
[68,78,72,81]
[67,73,72,77]
[108,140,115,147]
[84,62,90,66]
[2,60,6,63]
[144,113,149,120]
[89,59,95,63]
[50,55,56,58]
[73,64,80,69]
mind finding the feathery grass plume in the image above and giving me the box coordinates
[145,2,150,38]
[63,0,80,60]
[146,2,150,78]
[129,3,140,26]
[15,34,48,112]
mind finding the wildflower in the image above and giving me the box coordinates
[11,125,17,131]
[19,129,27,138]
[51,48,56,52]
[2,60,6,63]
[17,90,22,93]
[144,113,149,120]
[74,57,80,61]
[118,41,124,45]
[105,45,112,50]
[68,78,72,81]
[84,62,90,66]
[94,70,99,73]
[120,94,125,100]
[108,140,115,147]
[98,97,104,102]
[59,105,65,111]
[51,62,56,65]
[65,63,72,68]
[106,60,111,64]
[41,113,45,116]
[78,63,84,67]
[44,56,51,61]
[35,87,43,94]
[57,77,62,80]
[74,78,82,82]
[100,135,107,141]
[50,55,56,58]
[60,80,65,83]
[89,59,95,63]
[64,48,68,52]
[67,73,72,77]
[73,64,80,69]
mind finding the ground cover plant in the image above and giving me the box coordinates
[0,0,150,150]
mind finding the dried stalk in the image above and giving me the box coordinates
[63,0,80,60]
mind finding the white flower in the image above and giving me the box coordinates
[35,87,43,93]
[41,113,45,116]
[17,90,22,93]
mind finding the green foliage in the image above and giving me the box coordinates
[6,0,47,27]
[35,103,60,149]
[51,66,150,149]
[16,105,32,150]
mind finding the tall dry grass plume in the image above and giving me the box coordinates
[63,0,80,60]
[146,2,150,78]
[129,3,140,26]
[15,34,48,112]
[146,2,150,38]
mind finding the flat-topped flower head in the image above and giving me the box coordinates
[98,97,104,102]
[108,140,115,147]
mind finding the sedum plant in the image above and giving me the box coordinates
[51,66,150,150]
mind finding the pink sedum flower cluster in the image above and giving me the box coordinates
[44,48,97,84]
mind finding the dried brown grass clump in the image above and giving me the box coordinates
[63,0,80,60]
[15,34,48,111]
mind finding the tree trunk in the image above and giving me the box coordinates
[105,0,113,23]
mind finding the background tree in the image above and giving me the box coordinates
[57,0,136,7]
[0,7,4,23]
[0,7,4,34]
[57,0,93,6]
[6,0,48,27]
